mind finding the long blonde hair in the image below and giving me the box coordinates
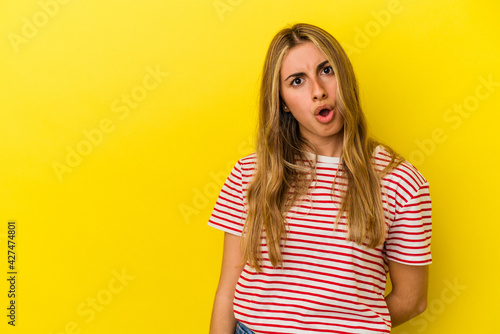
[243,23,402,272]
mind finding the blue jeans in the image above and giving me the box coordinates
[235,321,254,334]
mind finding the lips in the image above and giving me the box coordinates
[314,104,335,124]
[314,104,334,116]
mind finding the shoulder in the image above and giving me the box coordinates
[235,152,256,172]
[231,153,257,182]
[237,152,257,167]
[373,145,429,200]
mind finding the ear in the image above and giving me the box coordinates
[280,97,290,112]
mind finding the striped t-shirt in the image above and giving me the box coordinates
[208,145,432,333]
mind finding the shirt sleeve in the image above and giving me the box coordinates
[384,181,433,265]
[207,159,246,236]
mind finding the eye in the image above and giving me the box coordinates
[322,66,334,75]
[291,77,303,86]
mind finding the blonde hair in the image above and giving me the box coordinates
[243,23,402,272]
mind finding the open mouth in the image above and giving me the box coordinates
[315,106,335,123]
[319,108,331,117]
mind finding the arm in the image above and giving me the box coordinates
[209,232,245,334]
[385,260,429,327]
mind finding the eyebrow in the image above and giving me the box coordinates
[283,60,331,82]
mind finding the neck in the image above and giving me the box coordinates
[310,132,344,157]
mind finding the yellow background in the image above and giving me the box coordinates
[1,0,499,333]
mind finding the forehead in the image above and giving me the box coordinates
[280,42,327,77]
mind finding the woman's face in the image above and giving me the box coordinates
[279,42,344,157]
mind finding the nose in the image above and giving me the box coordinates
[311,78,327,100]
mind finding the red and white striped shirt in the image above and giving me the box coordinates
[208,145,432,333]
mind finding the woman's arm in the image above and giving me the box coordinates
[385,260,429,327]
[209,232,245,334]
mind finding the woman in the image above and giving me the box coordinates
[208,23,432,334]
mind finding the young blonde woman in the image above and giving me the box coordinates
[208,23,432,334]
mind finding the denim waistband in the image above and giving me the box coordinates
[235,321,255,334]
